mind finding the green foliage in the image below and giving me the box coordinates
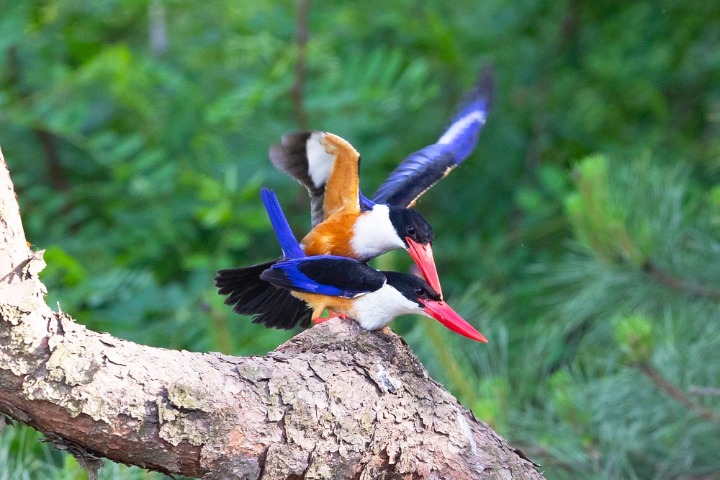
[613,314,655,364]
[0,422,174,479]
[2,0,720,478]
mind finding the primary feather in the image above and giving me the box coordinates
[372,67,494,208]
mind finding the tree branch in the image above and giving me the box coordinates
[689,386,720,398]
[642,260,720,300]
[633,362,720,424]
[0,148,544,479]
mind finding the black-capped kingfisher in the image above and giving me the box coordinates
[269,68,493,296]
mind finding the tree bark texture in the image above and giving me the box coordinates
[0,149,545,479]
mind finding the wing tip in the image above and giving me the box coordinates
[268,131,312,169]
[475,65,495,103]
[454,65,495,120]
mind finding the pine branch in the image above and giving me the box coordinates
[642,261,720,300]
[0,148,544,479]
[689,386,720,398]
[633,362,720,424]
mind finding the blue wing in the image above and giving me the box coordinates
[260,255,386,298]
[372,67,494,208]
[260,187,306,259]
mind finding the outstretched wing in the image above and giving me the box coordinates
[260,256,386,298]
[269,131,361,226]
[372,68,494,208]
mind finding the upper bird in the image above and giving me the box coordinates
[256,187,487,342]
[269,68,493,296]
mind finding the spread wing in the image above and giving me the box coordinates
[372,67,494,208]
[260,256,386,298]
[269,131,361,227]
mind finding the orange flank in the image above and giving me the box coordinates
[320,133,361,219]
[290,291,356,322]
[301,211,361,258]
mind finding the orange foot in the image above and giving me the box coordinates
[313,311,351,324]
[329,310,351,320]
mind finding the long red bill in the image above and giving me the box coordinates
[420,299,488,343]
[406,238,443,297]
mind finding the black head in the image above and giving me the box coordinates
[382,271,441,307]
[388,207,435,247]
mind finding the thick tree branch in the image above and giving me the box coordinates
[0,148,544,479]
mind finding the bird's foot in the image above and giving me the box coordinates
[313,311,351,324]
[328,310,351,320]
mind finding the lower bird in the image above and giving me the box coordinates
[216,188,487,342]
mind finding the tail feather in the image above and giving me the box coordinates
[260,187,305,259]
[214,261,312,330]
[258,286,312,329]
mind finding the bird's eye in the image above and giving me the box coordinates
[413,286,425,296]
[406,225,417,236]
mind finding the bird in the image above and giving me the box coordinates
[252,187,487,342]
[216,69,492,330]
[269,68,493,297]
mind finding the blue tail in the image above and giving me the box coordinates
[260,187,306,259]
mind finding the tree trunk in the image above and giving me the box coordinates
[0,149,544,479]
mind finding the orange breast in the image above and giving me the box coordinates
[302,211,361,258]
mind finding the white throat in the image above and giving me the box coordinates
[352,284,420,330]
[350,205,405,261]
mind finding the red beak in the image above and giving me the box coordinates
[406,238,443,297]
[420,299,488,343]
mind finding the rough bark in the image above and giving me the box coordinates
[0,149,544,480]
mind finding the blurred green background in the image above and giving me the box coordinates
[2,1,720,479]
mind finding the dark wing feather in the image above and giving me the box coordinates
[215,261,312,330]
[372,67,494,208]
[261,256,386,298]
[269,131,327,227]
